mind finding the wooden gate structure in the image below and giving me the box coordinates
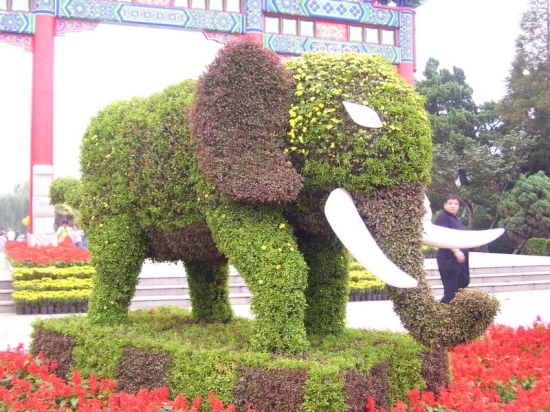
[0,0,417,244]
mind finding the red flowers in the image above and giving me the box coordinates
[368,318,550,411]
[0,345,253,411]
[5,239,90,267]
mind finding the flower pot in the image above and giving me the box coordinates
[69,306,77,313]
[82,306,88,313]
[366,293,373,301]
[24,307,33,315]
[61,305,69,313]
[47,306,55,315]
[39,306,48,315]
[15,307,25,315]
[31,307,39,315]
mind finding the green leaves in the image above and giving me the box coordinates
[285,52,432,193]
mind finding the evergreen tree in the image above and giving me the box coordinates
[497,0,550,176]
[417,60,532,235]
[499,171,550,252]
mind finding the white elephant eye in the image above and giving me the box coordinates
[342,101,383,129]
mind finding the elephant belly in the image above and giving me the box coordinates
[144,222,226,264]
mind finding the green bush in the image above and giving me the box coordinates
[523,238,550,256]
[31,307,442,411]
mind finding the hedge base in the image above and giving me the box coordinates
[30,306,449,411]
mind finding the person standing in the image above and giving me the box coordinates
[434,195,470,304]
[71,224,84,248]
[6,228,15,242]
[0,232,6,253]
[56,221,72,244]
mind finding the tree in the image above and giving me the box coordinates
[0,182,29,233]
[416,59,479,227]
[497,0,550,176]
[499,171,550,252]
[49,176,81,207]
[49,177,82,227]
[417,61,533,232]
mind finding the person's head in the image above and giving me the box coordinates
[62,220,68,227]
[443,195,460,216]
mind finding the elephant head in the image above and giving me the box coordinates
[190,38,501,351]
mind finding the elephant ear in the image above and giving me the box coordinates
[190,38,303,204]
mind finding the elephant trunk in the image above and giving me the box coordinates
[353,183,499,350]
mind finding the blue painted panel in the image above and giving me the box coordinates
[0,11,33,33]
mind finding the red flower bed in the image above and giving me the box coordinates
[0,345,254,411]
[368,318,550,411]
[5,239,90,267]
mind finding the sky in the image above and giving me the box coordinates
[0,0,528,195]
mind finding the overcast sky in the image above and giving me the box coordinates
[0,0,527,195]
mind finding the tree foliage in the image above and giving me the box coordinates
[49,177,82,207]
[0,182,29,233]
[417,60,532,234]
[497,0,550,176]
[499,171,550,250]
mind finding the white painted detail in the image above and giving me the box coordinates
[32,164,55,235]
[342,101,383,128]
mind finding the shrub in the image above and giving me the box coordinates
[523,237,550,256]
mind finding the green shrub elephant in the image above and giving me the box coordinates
[79,38,499,354]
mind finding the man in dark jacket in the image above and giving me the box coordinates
[435,195,470,304]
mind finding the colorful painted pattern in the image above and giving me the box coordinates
[0,11,34,33]
[265,33,400,63]
[0,0,413,69]
[0,32,33,50]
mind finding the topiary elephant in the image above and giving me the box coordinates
[80,38,501,354]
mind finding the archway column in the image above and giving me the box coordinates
[28,13,57,245]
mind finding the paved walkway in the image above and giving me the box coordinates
[1,253,549,351]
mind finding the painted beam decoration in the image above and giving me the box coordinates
[0,0,414,71]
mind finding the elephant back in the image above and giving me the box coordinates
[80,80,205,232]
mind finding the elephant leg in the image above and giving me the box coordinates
[205,201,309,354]
[184,260,233,323]
[296,231,349,336]
[87,214,147,326]
[355,183,499,350]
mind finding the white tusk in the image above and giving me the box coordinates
[422,224,505,249]
[422,195,505,248]
[324,188,418,289]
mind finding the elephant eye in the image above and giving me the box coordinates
[342,101,383,128]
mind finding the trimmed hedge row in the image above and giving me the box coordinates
[11,266,94,314]
[31,307,449,412]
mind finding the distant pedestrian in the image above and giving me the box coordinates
[434,195,470,304]
[0,233,6,253]
[6,228,15,242]
[71,224,84,248]
[56,221,72,244]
